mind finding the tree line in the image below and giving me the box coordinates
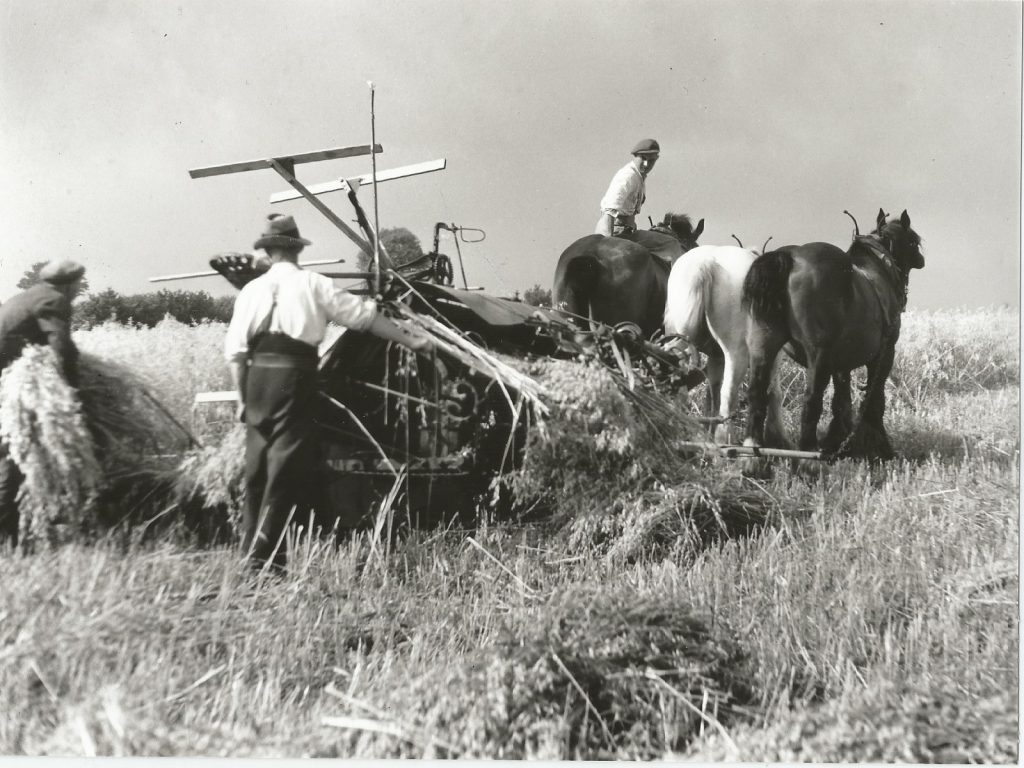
[71,288,236,329]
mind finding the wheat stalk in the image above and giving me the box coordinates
[0,346,102,546]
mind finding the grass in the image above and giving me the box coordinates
[0,305,1018,759]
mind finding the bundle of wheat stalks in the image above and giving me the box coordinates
[685,674,1018,763]
[389,301,550,418]
[175,423,245,533]
[0,347,102,546]
[329,584,753,759]
[0,348,197,547]
[493,355,784,557]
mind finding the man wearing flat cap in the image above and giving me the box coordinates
[595,139,660,237]
[225,213,433,571]
[0,259,86,542]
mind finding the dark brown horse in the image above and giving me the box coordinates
[552,213,704,339]
[742,209,924,459]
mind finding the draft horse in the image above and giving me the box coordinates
[664,244,788,446]
[742,209,925,459]
[552,213,704,339]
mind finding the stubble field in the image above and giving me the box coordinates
[0,305,1018,760]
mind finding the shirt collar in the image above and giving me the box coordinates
[268,261,300,273]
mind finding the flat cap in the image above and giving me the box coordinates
[631,138,660,156]
[39,259,86,285]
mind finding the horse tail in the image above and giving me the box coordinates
[664,249,715,341]
[552,240,600,325]
[742,248,793,325]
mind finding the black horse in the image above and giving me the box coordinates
[552,213,704,339]
[742,209,924,459]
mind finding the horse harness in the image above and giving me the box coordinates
[854,235,909,311]
[648,223,688,264]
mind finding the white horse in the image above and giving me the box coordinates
[664,244,788,446]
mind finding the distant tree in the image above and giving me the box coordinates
[73,288,124,328]
[17,260,90,296]
[522,284,552,307]
[355,227,425,271]
[73,289,234,329]
[16,261,47,290]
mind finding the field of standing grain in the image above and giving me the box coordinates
[0,306,1018,760]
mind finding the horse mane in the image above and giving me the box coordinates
[657,212,695,238]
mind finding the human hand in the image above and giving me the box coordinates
[405,331,434,354]
[236,402,246,423]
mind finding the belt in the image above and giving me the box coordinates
[250,352,318,370]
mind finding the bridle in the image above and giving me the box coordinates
[855,233,911,311]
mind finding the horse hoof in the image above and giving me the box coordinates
[740,456,772,479]
[737,439,769,477]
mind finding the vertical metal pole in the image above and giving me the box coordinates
[369,81,382,296]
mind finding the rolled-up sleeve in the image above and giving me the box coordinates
[315,275,377,331]
[600,165,643,215]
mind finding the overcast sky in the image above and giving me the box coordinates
[1,0,1020,309]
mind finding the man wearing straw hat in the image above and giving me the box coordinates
[225,213,432,571]
[595,139,660,237]
[0,259,86,542]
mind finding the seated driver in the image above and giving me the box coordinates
[595,139,660,237]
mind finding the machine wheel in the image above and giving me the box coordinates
[433,253,454,285]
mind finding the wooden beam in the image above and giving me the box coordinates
[188,144,383,179]
[267,158,374,259]
[149,258,345,283]
[195,390,238,404]
[677,442,824,461]
[318,271,379,279]
[269,158,447,204]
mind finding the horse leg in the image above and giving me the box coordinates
[821,371,853,454]
[741,331,785,476]
[763,358,791,448]
[855,346,896,460]
[798,353,831,453]
[744,328,785,448]
[704,351,724,422]
[713,343,746,445]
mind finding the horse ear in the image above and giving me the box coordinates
[876,208,887,230]
[900,210,911,228]
[694,218,705,239]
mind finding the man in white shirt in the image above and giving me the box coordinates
[595,139,660,237]
[225,213,432,570]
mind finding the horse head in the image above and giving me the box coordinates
[653,212,705,253]
[874,208,924,272]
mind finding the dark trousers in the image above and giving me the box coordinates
[242,337,319,569]
[0,444,22,544]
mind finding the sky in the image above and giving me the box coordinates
[1,0,1020,310]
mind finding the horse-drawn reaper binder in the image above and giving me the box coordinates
[160,142,703,531]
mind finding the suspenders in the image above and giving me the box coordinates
[254,283,279,338]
